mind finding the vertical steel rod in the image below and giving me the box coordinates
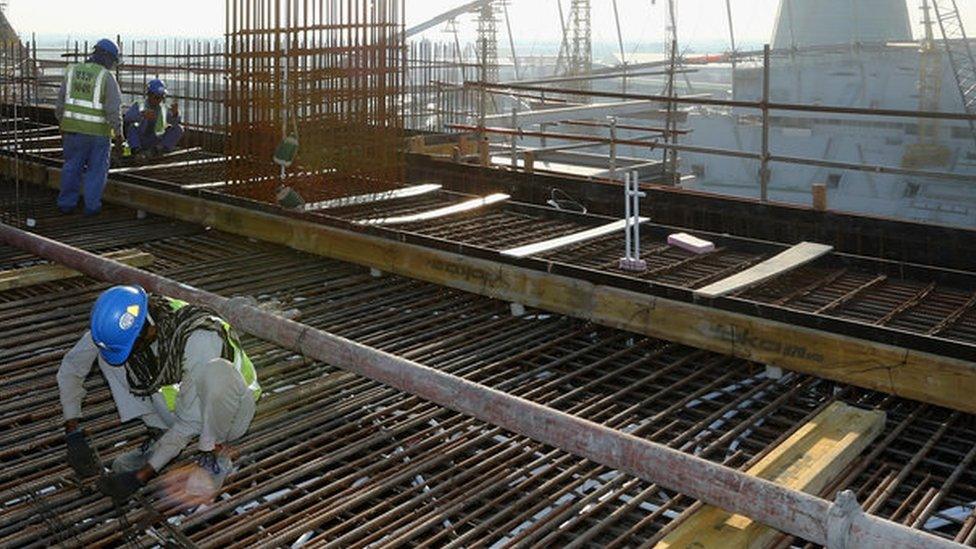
[760,44,771,203]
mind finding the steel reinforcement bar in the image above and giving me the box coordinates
[0,222,961,549]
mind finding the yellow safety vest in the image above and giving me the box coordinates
[61,63,113,137]
[135,101,168,136]
[158,298,261,411]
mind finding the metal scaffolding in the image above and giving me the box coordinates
[567,0,592,94]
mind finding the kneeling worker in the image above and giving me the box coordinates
[59,286,260,504]
[123,79,183,156]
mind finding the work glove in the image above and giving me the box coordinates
[65,429,101,479]
[97,470,144,504]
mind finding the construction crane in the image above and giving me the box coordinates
[931,0,976,147]
[903,0,952,168]
[405,0,494,38]
[567,0,592,88]
[476,1,499,83]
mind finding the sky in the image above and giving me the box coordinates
[7,0,976,50]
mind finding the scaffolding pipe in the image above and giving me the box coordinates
[760,44,771,202]
[446,123,976,183]
[0,222,962,549]
[624,171,632,261]
[471,81,976,122]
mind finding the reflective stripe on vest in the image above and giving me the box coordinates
[61,63,112,137]
[136,101,167,136]
[158,298,261,412]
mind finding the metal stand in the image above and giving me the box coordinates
[619,171,647,272]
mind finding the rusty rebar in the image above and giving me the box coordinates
[0,221,964,549]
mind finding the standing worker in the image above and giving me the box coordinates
[54,38,124,216]
[123,79,184,157]
[59,286,260,505]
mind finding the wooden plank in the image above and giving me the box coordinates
[303,183,442,212]
[656,402,885,549]
[695,242,834,298]
[501,217,648,258]
[355,193,510,225]
[14,159,976,415]
[0,249,154,291]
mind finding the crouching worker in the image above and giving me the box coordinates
[59,285,260,505]
[123,79,183,156]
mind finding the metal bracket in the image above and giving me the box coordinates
[826,489,862,549]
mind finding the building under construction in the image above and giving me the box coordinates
[1,0,976,547]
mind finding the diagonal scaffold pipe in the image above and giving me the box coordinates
[0,221,961,549]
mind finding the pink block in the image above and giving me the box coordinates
[668,232,716,255]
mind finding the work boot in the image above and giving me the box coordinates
[111,427,165,474]
[184,449,234,502]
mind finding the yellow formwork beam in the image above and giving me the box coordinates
[656,402,886,549]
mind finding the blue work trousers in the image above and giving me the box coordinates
[58,132,111,214]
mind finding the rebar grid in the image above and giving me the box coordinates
[0,184,975,547]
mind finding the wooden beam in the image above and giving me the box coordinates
[355,193,510,225]
[501,217,648,258]
[695,242,833,298]
[0,249,154,291]
[656,402,885,549]
[13,157,976,415]
[303,183,442,211]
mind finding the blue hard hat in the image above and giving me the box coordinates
[94,38,120,62]
[147,79,167,97]
[90,286,148,366]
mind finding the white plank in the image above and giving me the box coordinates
[109,155,228,174]
[182,180,233,190]
[694,242,834,298]
[356,193,510,226]
[155,146,204,160]
[304,184,442,211]
[0,126,58,139]
[182,169,329,190]
[502,217,649,258]
[0,134,62,145]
